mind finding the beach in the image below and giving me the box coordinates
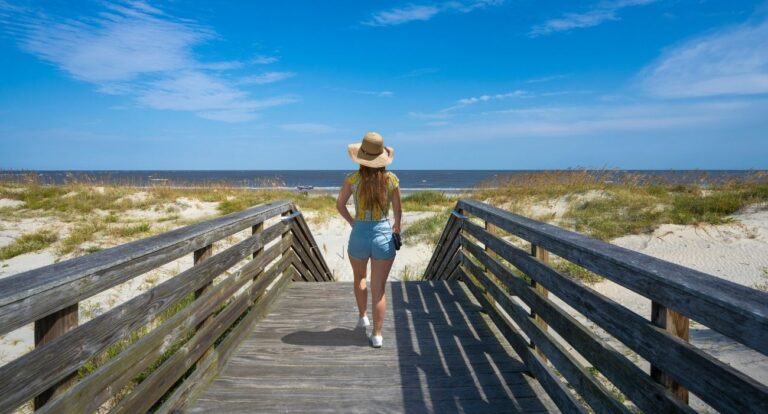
[1,181,767,412]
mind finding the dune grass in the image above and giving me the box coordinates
[59,221,106,255]
[0,229,58,260]
[477,170,768,241]
[402,191,454,211]
[402,211,450,245]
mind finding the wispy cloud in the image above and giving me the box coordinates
[2,0,296,122]
[280,123,339,134]
[441,89,586,112]
[639,17,768,98]
[399,67,440,78]
[530,0,656,37]
[399,98,768,142]
[241,71,295,85]
[364,1,503,27]
[252,55,279,65]
[350,89,394,97]
[523,74,571,84]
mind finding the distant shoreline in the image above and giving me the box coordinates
[1,169,766,189]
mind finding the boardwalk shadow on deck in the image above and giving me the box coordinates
[389,281,549,413]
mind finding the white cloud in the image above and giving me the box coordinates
[280,123,339,134]
[639,18,768,98]
[530,0,656,37]
[454,90,530,108]
[399,99,768,142]
[364,1,503,27]
[2,1,296,122]
[399,67,440,78]
[442,89,585,112]
[252,55,279,65]
[241,71,296,85]
[364,5,440,26]
[350,90,394,97]
[523,74,571,84]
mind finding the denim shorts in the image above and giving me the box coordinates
[348,219,396,261]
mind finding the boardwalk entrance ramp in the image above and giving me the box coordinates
[190,281,555,413]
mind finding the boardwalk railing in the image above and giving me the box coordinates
[0,200,332,413]
[424,199,768,414]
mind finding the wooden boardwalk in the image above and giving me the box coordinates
[189,281,556,413]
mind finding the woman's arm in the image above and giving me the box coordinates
[391,187,402,234]
[336,179,355,226]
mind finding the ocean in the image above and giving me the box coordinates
[0,170,764,190]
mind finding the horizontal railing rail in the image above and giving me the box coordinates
[423,199,768,414]
[0,200,332,413]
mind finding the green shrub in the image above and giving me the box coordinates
[0,230,58,260]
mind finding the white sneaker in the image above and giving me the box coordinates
[369,334,383,348]
[356,315,370,329]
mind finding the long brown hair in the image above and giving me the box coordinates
[358,166,388,214]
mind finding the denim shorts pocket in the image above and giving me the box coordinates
[371,232,395,260]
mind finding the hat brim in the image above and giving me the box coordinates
[347,144,394,168]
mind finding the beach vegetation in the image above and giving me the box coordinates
[0,229,58,260]
[402,191,453,211]
[402,212,449,245]
[479,170,768,241]
[398,265,423,281]
[109,222,151,238]
[552,259,603,284]
[59,221,105,255]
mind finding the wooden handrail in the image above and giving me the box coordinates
[423,199,768,414]
[0,200,332,413]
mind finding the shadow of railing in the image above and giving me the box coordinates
[391,281,549,413]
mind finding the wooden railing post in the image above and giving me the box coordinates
[33,304,78,409]
[251,222,267,292]
[282,211,294,279]
[650,302,690,404]
[530,244,549,358]
[484,220,497,299]
[193,244,214,327]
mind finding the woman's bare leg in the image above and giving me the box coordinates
[370,258,394,337]
[350,257,369,318]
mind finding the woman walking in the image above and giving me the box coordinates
[336,132,401,348]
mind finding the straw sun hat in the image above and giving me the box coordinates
[347,132,394,168]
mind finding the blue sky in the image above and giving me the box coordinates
[1,0,767,170]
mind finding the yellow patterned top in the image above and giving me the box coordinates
[346,171,399,221]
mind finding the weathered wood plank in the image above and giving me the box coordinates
[0,221,289,414]
[289,249,313,282]
[651,301,690,403]
[460,267,585,414]
[157,267,296,414]
[37,235,292,414]
[463,252,633,414]
[0,200,293,336]
[292,212,333,280]
[423,214,459,280]
[433,232,461,281]
[463,218,768,413]
[462,237,694,414]
[289,221,323,282]
[189,281,555,413]
[33,303,79,409]
[111,255,294,413]
[457,199,768,357]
